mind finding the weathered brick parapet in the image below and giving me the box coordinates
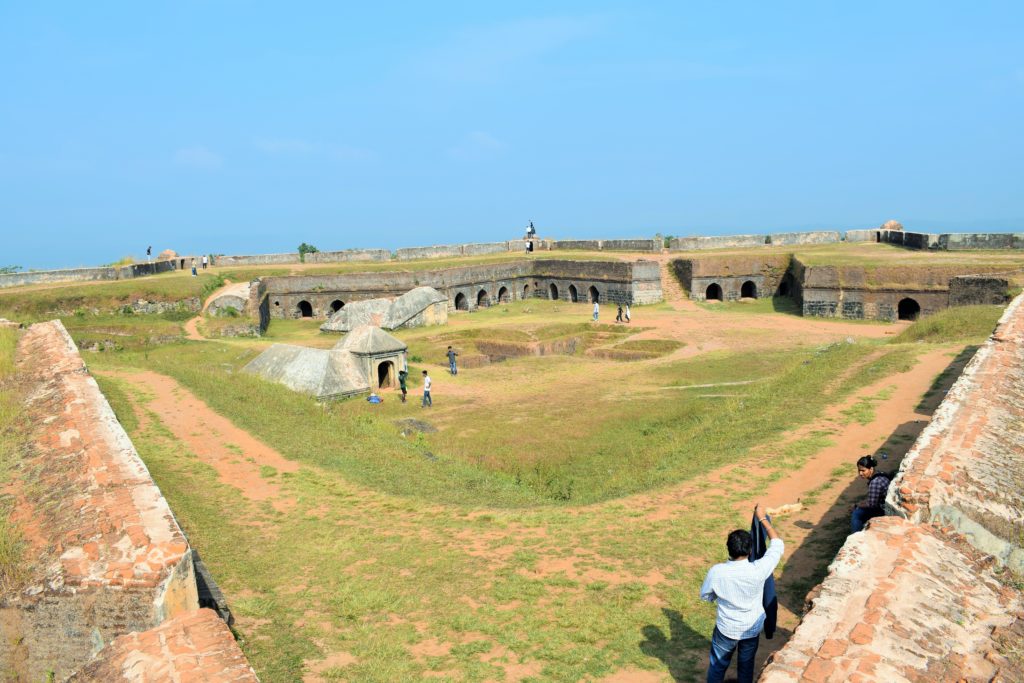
[1,321,200,679]
[887,293,1024,572]
[761,294,1024,681]
[760,517,1023,682]
[69,608,258,682]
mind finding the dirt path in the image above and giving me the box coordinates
[96,368,299,511]
[183,280,236,341]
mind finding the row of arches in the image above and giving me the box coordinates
[549,284,600,303]
[294,299,345,318]
[704,281,758,302]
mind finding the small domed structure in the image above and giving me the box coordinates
[881,220,903,231]
[158,249,177,260]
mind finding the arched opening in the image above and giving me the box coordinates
[297,300,313,317]
[589,286,600,303]
[778,274,793,298]
[549,284,559,300]
[898,298,921,321]
[569,285,578,303]
[740,281,757,299]
[377,361,394,388]
[497,286,509,303]
[477,290,489,308]
[330,300,345,313]
[454,293,468,311]
[705,283,723,301]
[523,284,531,299]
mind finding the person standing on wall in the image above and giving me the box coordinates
[700,503,784,683]
[447,345,459,375]
[421,370,432,408]
[201,254,208,270]
[593,301,599,322]
[146,245,152,262]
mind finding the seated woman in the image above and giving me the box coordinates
[850,455,892,533]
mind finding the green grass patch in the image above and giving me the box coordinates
[894,304,1005,344]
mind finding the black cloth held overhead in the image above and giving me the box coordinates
[749,513,779,639]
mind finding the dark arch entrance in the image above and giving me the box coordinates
[330,299,345,313]
[377,361,394,388]
[589,286,599,303]
[297,300,313,317]
[568,285,578,303]
[497,286,509,303]
[778,273,794,297]
[741,281,757,299]
[898,298,921,321]
[705,283,723,301]
[523,284,530,299]
[549,284,559,300]
[477,290,489,307]
[454,293,468,311]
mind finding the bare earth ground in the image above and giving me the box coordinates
[95,328,957,681]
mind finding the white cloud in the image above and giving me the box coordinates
[174,145,222,169]
[448,131,506,160]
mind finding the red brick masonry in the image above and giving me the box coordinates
[761,296,1024,682]
[69,608,258,682]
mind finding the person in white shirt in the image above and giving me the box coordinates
[592,301,599,322]
[421,370,432,408]
[700,503,784,683]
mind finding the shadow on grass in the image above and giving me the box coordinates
[770,295,801,316]
[639,608,710,682]
[774,344,977,618]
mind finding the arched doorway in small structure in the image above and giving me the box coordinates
[477,289,489,308]
[377,361,394,388]
[705,283,723,301]
[568,285,578,303]
[549,284,559,300]
[330,300,345,313]
[297,300,313,317]
[741,281,757,299]
[454,293,468,311]
[523,284,531,299]
[497,286,509,303]
[589,286,600,303]
[898,298,921,321]
[778,273,794,298]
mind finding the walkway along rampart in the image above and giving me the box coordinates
[760,296,1024,682]
[1,321,255,681]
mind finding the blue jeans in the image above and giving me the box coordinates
[422,390,431,407]
[707,627,758,683]
[449,360,457,375]
[851,506,883,533]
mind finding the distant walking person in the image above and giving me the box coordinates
[190,258,197,277]
[421,370,432,407]
[398,369,408,403]
[625,304,631,323]
[201,254,208,270]
[616,304,624,323]
[592,301,599,322]
[447,346,459,375]
[146,245,152,262]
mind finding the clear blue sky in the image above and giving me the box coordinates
[2,2,1022,269]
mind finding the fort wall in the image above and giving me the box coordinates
[761,296,1024,682]
[0,258,183,290]
[1,321,253,680]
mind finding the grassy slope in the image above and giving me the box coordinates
[0,328,25,590]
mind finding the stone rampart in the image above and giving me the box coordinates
[0,259,181,290]
[669,234,767,251]
[949,275,1009,306]
[306,248,391,263]
[670,255,791,301]
[844,229,879,242]
[2,321,200,679]
[395,244,464,260]
[762,295,1024,681]
[939,232,1024,250]
[214,252,301,266]
[767,231,841,246]
[460,242,510,256]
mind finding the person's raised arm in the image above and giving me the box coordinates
[755,503,780,542]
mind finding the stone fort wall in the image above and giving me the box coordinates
[760,296,1024,682]
[259,259,662,319]
[1,321,254,680]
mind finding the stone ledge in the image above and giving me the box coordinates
[69,608,258,682]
